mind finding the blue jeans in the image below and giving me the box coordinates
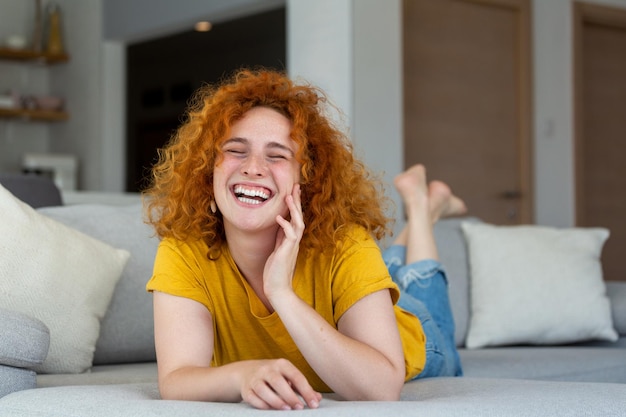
[384,245,463,378]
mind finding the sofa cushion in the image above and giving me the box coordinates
[433,217,480,346]
[0,184,129,374]
[607,281,626,335]
[461,222,617,349]
[39,203,160,365]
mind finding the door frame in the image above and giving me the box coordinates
[573,2,626,225]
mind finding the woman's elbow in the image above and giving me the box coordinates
[365,369,405,401]
[158,378,182,401]
[157,373,198,401]
[380,379,404,401]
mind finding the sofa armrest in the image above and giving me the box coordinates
[0,308,50,397]
[607,281,626,336]
[0,173,63,208]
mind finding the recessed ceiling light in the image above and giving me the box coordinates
[194,21,212,32]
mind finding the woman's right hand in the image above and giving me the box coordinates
[154,292,321,408]
[239,358,322,410]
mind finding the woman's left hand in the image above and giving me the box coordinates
[263,184,304,301]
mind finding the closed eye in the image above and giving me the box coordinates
[224,148,246,156]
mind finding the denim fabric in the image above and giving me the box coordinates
[383,245,463,378]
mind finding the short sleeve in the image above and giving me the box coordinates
[331,228,400,322]
[146,238,214,313]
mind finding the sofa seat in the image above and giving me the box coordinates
[3,377,626,417]
[460,338,626,383]
[36,363,158,388]
[34,339,626,389]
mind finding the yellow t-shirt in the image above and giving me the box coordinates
[146,226,426,392]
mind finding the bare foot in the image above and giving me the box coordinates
[393,164,428,209]
[394,165,467,223]
[428,180,467,222]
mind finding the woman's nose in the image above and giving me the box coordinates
[241,154,266,177]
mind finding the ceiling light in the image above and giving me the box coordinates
[194,21,212,32]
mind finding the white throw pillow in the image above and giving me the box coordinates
[461,222,618,349]
[0,184,130,373]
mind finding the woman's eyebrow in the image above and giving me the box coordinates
[222,137,248,146]
[267,142,295,156]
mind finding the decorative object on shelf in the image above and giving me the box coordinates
[33,0,43,52]
[6,91,65,112]
[0,89,68,122]
[45,2,65,55]
[0,90,24,109]
[0,94,17,109]
[34,95,64,111]
[4,35,28,50]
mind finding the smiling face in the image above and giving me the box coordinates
[213,106,301,235]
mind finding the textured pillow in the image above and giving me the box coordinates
[461,222,618,349]
[0,184,129,373]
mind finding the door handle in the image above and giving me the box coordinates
[499,190,522,199]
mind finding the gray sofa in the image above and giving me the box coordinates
[1,174,625,416]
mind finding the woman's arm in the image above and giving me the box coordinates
[268,287,406,401]
[265,186,406,401]
[152,291,321,410]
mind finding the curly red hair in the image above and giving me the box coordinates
[144,68,392,253]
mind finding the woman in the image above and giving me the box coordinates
[145,69,464,410]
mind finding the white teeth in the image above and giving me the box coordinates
[238,197,262,205]
[234,185,270,201]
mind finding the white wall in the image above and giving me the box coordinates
[353,0,404,239]
[0,0,50,173]
[100,42,126,192]
[48,0,103,190]
[532,0,577,227]
[287,0,353,124]
[287,0,404,241]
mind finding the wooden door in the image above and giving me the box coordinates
[403,0,532,224]
[574,3,626,282]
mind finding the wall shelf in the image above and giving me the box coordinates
[0,47,69,64]
[0,48,70,122]
[0,108,69,122]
